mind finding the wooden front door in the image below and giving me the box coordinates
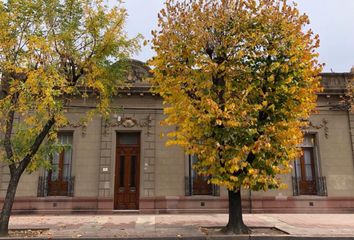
[297,147,317,195]
[114,132,140,210]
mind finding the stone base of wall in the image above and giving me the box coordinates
[250,196,354,213]
[1,196,354,214]
[139,196,229,214]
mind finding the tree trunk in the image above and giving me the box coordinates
[221,189,250,234]
[0,117,55,236]
[0,170,21,236]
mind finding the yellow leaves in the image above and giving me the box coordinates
[210,178,223,187]
[0,0,139,177]
[230,176,238,182]
[347,75,354,113]
[54,114,68,127]
[205,98,220,114]
[150,0,322,193]
[242,177,250,186]
[166,139,188,147]
[268,75,275,82]
[230,165,239,173]
[226,120,240,128]
[241,162,248,168]
[225,102,236,112]
[241,145,250,154]
[23,116,36,126]
[164,107,175,115]
[215,119,223,125]
[268,104,275,112]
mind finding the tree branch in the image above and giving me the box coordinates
[17,117,56,175]
[3,91,19,174]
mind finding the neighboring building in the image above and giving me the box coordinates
[1,61,354,214]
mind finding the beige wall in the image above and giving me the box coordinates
[314,110,354,197]
[16,172,40,197]
[0,149,40,197]
[2,91,354,202]
[71,115,101,197]
[155,114,185,196]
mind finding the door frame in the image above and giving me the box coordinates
[114,131,141,210]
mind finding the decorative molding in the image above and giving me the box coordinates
[139,115,153,136]
[67,121,87,137]
[305,118,329,139]
[104,115,152,136]
[122,117,138,128]
[329,103,349,111]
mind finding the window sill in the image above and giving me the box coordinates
[37,196,74,199]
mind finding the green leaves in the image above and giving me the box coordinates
[0,0,140,169]
[150,0,322,192]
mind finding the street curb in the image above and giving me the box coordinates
[1,236,354,240]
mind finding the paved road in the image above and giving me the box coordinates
[4,213,354,239]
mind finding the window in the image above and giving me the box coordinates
[45,132,74,196]
[292,134,327,196]
[185,155,219,196]
[118,132,139,145]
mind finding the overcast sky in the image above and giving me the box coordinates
[122,0,354,73]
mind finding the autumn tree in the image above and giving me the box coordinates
[346,68,354,112]
[150,0,322,234]
[0,0,140,235]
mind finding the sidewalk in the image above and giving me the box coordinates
[3,213,354,239]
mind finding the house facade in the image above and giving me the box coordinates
[1,61,354,214]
